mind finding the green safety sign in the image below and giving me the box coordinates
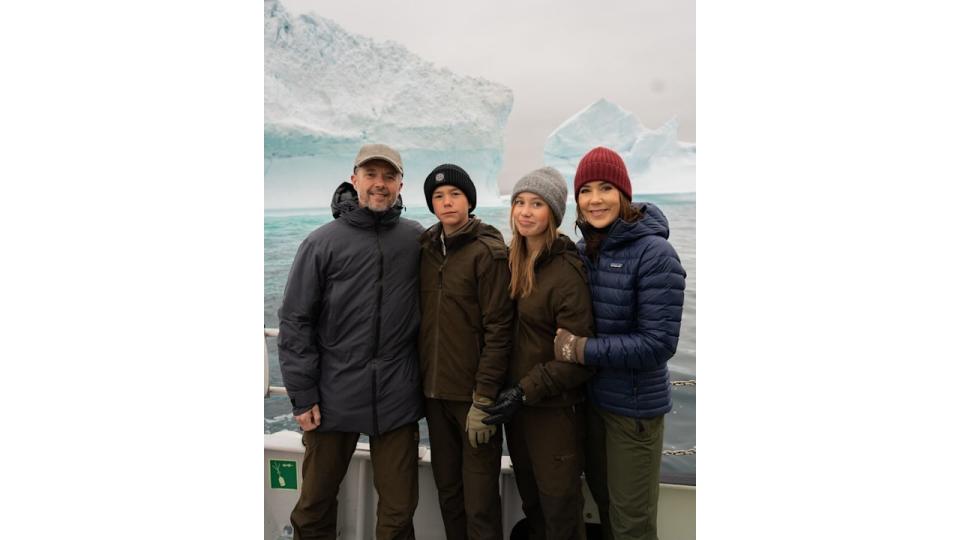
[270,460,298,490]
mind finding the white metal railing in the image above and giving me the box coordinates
[263,327,695,456]
[264,328,286,397]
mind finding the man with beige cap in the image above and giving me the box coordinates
[278,143,425,540]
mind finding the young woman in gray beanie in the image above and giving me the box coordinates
[554,146,687,540]
[480,166,595,540]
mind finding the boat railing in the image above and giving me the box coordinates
[263,328,695,458]
[263,327,286,397]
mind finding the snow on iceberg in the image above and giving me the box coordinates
[264,0,513,208]
[544,99,695,196]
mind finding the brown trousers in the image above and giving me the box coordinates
[291,423,419,540]
[425,398,504,540]
[505,405,586,540]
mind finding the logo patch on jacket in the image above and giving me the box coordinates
[435,173,445,183]
[610,263,623,268]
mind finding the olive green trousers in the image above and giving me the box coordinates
[584,402,664,540]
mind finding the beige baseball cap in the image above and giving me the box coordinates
[353,143,403,175]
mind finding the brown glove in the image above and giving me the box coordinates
[466,393,497,448]
[554,328,587,364]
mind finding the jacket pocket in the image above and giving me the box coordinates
[635,415,663,442]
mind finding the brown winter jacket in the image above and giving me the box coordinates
[418,218,514,402]
[512,234,595,407]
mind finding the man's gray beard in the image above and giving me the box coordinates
[363,193,397,212]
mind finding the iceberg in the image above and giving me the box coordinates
[264,0,513,209]
[544,99,695,196]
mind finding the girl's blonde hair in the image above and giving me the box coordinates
[508,203,559,299]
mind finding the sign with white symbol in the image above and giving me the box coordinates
[270,460,298,490]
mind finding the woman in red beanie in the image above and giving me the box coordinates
[553,147,687,540]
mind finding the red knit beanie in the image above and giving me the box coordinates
[574,146,632,199]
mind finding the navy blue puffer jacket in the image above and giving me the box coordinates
[577,203,686,419]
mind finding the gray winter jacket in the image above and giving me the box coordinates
[277,183,425,436]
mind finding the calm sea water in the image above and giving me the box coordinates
[264,193,696,480]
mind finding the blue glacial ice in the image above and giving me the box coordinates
[265,0,513,209]
[544,99,695,196]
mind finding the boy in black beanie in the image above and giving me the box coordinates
[418,164,513,540]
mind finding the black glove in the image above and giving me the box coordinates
[480,385,524,425]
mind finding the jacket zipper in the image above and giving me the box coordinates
[431,252,445,397]
[371,225,383,437]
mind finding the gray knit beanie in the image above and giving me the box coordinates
[511,166,568,225]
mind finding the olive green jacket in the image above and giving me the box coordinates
[512,234,595,406]
[418,218,514,402]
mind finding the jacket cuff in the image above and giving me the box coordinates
[288,386,320,414]
[518,378,541,405]
[575,337,588,364]
[291,404,313,416]
[472,391,494,407]
[583,338,597,366]
[474,382,499,402]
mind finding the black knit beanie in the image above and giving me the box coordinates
[423,164,477,214]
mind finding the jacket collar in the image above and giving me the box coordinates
[534,234,578,268]
[577,202,671,249]
[422,217,489,253]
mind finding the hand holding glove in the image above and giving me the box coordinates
[480,385,525,425]
[465,393,497,448]
[554,328,587,364]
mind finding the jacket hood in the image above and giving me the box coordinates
[331,182,359,218]
[550,233,580,256]
[475,220,506,248]
[579,202,671,248]
[330,181,404,228]
[535,233,583,272]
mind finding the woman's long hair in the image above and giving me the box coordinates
[508,210,559,299]
[575,191,645,261]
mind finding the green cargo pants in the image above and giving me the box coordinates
[584,402,664,540]
[425,398,503,540]
[291,423,419,540]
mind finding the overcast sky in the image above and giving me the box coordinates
[281,0,695,191]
